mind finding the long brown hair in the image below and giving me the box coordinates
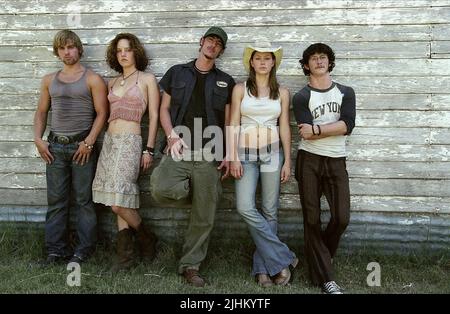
[106,33,148,73]
[246,51,279,99]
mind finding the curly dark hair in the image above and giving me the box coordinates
[299,43,335,76]
[106,33,148,73]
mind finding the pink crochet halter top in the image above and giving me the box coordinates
[107,74,146,123]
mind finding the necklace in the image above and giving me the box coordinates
[194,63,210,74]
[120,69,138,86]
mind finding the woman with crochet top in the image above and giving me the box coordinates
[92,33,160,271]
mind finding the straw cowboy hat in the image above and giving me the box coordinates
[243,44,283,73]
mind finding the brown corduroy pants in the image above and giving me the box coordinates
[295,149,350,286]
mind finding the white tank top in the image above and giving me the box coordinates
[240,82,281,134]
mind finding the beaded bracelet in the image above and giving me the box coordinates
[83,140,93,150]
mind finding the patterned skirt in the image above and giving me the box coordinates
[92,132,142,208]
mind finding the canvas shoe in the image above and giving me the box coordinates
[322,281,344,294]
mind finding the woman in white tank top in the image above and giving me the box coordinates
[228,45,298,287]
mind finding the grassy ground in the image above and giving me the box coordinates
[0,225,448,294]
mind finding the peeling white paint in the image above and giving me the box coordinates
[0,0,449,250]
[399,219,414,225]
[399,217,429,225]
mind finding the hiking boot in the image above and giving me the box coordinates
[111,228,137,272]
[322,281,344,294]
[256,274,273,288]
[183,269,206,287]
[136,222,157,262]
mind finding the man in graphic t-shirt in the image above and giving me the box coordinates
[292,43,356,294]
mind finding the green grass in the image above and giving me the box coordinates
[0,225,448,294]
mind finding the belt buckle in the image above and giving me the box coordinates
[57,135,70,144]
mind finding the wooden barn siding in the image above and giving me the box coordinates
[0,0,449,252]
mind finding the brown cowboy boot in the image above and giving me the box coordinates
[111,228,137,272]
[273,257,299,286]
[256,273,273,288]
[135,222,158,262]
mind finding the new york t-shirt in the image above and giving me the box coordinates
[292,82,356,157]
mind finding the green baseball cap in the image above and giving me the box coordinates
[203,26,228,48]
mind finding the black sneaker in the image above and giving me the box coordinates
[68,255,85,265]
[38,255,66,267]
[322,281,344,294]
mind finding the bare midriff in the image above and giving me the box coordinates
[108,119,141,135]
[239,126,279,149]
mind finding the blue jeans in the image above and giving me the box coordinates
[45,141,97,259]
[235,148,296,276]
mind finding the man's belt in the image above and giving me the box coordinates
[48,131,89,145]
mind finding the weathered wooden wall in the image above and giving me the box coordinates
[0,0,449,253]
